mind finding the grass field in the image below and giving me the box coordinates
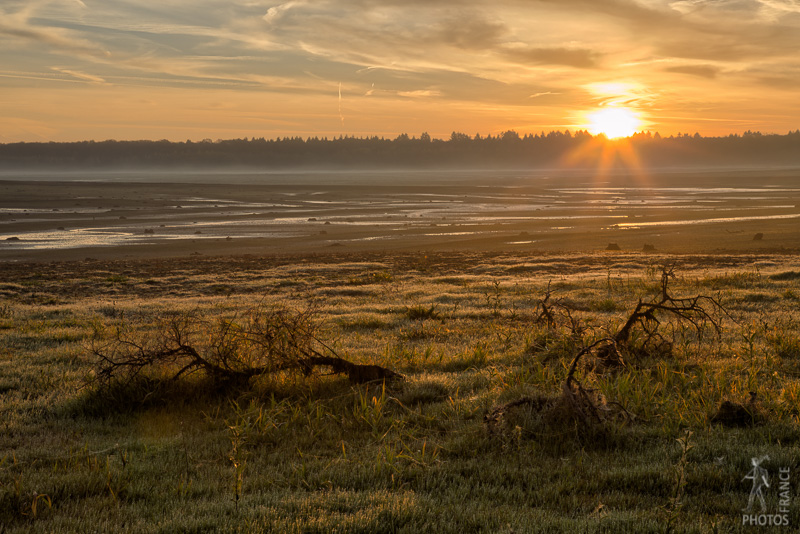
[1,251,798,532]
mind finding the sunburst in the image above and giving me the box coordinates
[587,107,641,139]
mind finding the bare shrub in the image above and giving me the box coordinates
[488,266,727,440]
[532,281,585,335]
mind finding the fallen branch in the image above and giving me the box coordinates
[562,337,616,424]
[298,355,404,384]
[89,304,402,392]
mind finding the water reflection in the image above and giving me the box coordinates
[2,172,799,252]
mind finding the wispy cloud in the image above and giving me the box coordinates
[263,1,309,25]
[2,0,800,140]
[528,91,558,98]
[504,46,600,69]
[757,0,800,18]
[397,89,443,98]
[664,64,720,79]
[0,20,110,59]
[50,66,106,84]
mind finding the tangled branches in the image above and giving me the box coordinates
[617,267,723,347]
[597,265,727,366]
[531,266,727,369]
[486,266,728,439]
[558,267,727,422]
[89,304,402,394]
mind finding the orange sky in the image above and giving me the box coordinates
[2,1,800,142]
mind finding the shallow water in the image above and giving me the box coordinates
[614,213,800,229]
[1,168,799,255]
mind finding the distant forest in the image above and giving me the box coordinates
[2,130,800,170]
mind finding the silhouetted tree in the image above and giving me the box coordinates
[1,130,799,169]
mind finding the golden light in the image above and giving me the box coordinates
[586,107,642,139]
[563,103,647,177]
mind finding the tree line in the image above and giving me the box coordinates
[1,130,799,170]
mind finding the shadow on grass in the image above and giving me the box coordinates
[66,371,371,418]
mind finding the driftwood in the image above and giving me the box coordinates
[92,344,402,386]
[556,267,725,421]
[532,266,725,369]
[484,337,637,440]
[563,338,614,424]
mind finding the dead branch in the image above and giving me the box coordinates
[554,266,726,425]
[597,265,728,365]
[298,355,404,384]
[562,337,616,424]
[616,267,721,344]
[89,304,402,392]
[533,281,558,328]
[489,266,728,439]
[533,281,586,336]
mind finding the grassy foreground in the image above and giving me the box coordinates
[1,251,798,533]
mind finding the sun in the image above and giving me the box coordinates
[587,107,641,138]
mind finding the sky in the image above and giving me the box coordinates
[2,0,800,142]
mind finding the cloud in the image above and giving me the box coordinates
[522,0,799,66]
[435,12,507,49]
[263,1,308,24]
[0,22,110,58]
[740,60,800,89]
[532,0,678,27]
[50,66,106,83]
[582,81,660,111]
[504,46,600,68]
[664,64,721,78]
[528,91,559,98]
[758,0,800,16]
[397,89,442,98]
[0,2,110,59]
[754,74,800,89]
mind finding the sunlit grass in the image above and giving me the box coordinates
[0,252,798,531]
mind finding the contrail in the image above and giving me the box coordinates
[338,82,344,126]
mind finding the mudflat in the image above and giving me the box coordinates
[1,168,799,262]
